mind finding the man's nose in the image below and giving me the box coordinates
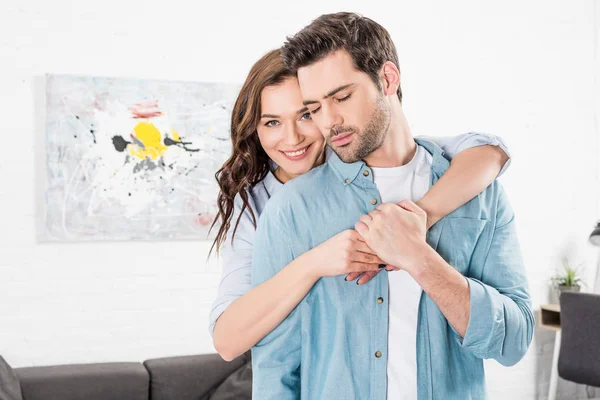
[322,106,343,131]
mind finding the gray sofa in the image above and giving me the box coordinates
[7,352,251,400]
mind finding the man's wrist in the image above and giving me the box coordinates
[406,243,443,281]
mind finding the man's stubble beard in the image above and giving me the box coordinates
[329,94,391,163]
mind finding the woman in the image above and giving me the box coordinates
[209,49,511,362]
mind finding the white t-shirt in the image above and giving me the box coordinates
[371,145,433,400]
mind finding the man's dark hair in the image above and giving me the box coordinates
[281,12,402,103]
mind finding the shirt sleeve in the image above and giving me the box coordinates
[418,132,512,177]
[250,207,301,399]
[208,193,257,337]
[458,184,534,366]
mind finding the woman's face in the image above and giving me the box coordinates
[257,77,326,183]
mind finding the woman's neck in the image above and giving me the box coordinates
[273,167,294,184]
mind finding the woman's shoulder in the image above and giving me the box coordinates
[233,170,281,219]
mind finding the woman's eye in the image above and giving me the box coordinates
[265,120,279,127]
[337,94,352,102]
[300,112,312,121]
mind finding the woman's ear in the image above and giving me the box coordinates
[380,61,401,97]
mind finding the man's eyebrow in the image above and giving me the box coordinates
[303,84,355,106]
[260,107,309,119]
[325,84,354,99]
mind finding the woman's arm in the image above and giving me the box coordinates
[212,220,383,361]
[417,133,510,227]
[213,252,317,361]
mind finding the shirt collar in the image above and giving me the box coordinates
[327,148,366,185]
[262,170,283,196]
[414,138,450,177]
[262,161,284,197]
[326,138,450,185]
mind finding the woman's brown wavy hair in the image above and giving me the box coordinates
[209,49,295,255]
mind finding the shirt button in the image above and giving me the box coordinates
[377,297,384,304]
[345,179,350,184]
[370,198,377,205]
[363,170,370,177]
[375,351,382,358]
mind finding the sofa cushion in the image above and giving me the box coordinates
[0,355,23,400]
[144,353,248,400]
[15,362,148,400]
[208,358,251,400]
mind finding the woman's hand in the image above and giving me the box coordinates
[302,229,386,285]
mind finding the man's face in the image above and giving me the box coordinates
[297,50,391,163]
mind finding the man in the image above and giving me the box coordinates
[251,12,533,400]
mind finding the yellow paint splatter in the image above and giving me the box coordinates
[129,122,168,160]
[172,129,180,142]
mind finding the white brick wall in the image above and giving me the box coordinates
[0,1,598,399]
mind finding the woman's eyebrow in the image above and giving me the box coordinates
[261,106,308,119]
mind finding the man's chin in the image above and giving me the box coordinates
[334,148,359,163]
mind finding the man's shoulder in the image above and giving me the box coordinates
[261,163,334,216]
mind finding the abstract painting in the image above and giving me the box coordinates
[43,74,240,241]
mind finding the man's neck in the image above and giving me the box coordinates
[363,105,416,168]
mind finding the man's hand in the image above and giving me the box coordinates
[354,200,430,274]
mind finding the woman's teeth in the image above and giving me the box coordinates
[284,147,308,157]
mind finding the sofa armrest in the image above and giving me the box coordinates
[143,352,248,400]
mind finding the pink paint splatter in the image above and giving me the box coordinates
[93,92,110,112]
[196,214,214,226]
[130,101,163,118]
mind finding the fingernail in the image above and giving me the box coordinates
[345,275,350,281]
[379,264,386,269]
[356,280,361,285]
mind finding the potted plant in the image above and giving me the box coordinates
[551,261,584,297]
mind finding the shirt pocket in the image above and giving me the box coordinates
[433,217,488,275]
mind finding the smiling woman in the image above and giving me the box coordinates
[257,78,326,183]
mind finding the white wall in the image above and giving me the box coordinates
[0,1,598,399]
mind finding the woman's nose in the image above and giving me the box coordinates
[283,123,304,147]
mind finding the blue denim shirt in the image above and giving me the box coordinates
[251,139,533,400]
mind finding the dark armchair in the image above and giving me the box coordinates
[558,291,600,387]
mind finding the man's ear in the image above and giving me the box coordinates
[380,61,400,97]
